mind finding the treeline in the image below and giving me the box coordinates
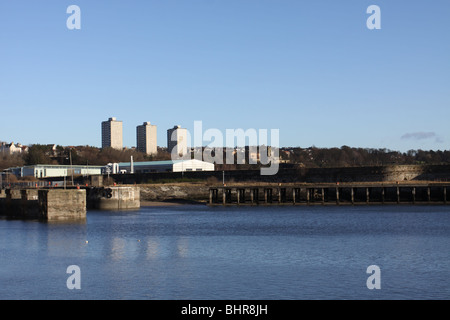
[0,145,172,171]
[281,146,450,168]
[1,145,450,171]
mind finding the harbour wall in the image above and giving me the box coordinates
[87,186,140,210]
[38,189,86,221]
[140,184,210,202]
[208,183,450,206]
[0,186,140,220]
[0,189,86,221]
[108,165,450,185]
[138,182,450,204]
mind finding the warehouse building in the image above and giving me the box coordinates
[6,164,104,178]
[106,159,215,174]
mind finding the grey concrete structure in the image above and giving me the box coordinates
[87,186,140,210]
[0,189,86,220]
[38,189,87,221]
[21,189,39,219]
[0,186,140,220]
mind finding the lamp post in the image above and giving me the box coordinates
[70,149,74,186]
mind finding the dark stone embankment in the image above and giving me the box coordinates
[139,184,210,203]
[135,164,450,203]
[109,165,450,185]
[0,189,86,221]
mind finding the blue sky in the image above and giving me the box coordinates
[0,0,449,151]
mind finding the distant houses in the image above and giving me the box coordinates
[0,142,28,154]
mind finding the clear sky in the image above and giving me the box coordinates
[0,0,449,151]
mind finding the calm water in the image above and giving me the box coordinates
[0,205,449,300]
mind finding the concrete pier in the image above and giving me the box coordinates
[21,189,39,219]
[209,183,450,206]
[87,186,140,210]
[0,188,86,220]
[1,185,140,220]
[38,189,86,221]
[4,189,22,218]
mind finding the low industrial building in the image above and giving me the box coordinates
[105,159,215,174]
[6,164,104,178]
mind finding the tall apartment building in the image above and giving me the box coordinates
[136,122,157,155]
[167,125,188,157]
[102,117,123,150]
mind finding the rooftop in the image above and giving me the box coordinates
[5,164,104,171]
[119,159,209,167]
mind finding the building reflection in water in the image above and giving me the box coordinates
[146,239,159,260]
[176,237,189,258]
[105,236,191,261]
[44,220,88,258]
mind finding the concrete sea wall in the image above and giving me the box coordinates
[87,186,140,210]
[38,189,86,221]
[140,184,209,202]
[109,165,450,185]
[0,189,86,221]
[1,186,140,220]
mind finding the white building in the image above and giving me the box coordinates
[102,117,123,150]
[167,125,188,157]
[106,159,214,174]
[137,122,157,155]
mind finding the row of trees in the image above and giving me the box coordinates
[1,144,450,171]
[0,145,172,171]
[281,146,450,168]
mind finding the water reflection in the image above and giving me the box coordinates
[146,239,159,260]
[110,237,126,261]
[44,221,88,258]
[106,237,190,261]
[1,205,449,300]
[177,237,190,258]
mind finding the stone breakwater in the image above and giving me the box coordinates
[139,184,210,202]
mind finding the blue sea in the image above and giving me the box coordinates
[0,205,449,300]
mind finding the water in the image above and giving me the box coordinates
[0,205,449,300]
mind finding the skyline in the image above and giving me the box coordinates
[1,1,449,152]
